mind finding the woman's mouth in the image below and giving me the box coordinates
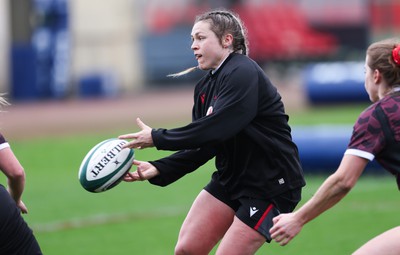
[195,54,202,61]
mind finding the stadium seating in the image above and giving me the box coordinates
[141,3,339,82]
[234,3,338,61]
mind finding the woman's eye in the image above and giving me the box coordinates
[191,36,205,43]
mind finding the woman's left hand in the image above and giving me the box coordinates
[119,118,154,149]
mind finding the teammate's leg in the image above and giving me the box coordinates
[353,226,400,255]
[175,189,235,255]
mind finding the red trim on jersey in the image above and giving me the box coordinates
[254,204,274,230]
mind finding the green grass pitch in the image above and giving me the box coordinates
[1,103,397,254]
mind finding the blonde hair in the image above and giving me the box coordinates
[167,66,199,78]
[168,9,248,78]
[0,95,9,107]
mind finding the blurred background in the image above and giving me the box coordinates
[1,0,399,100]
[1,0,399,172]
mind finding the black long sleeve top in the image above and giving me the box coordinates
[149,53,305,200]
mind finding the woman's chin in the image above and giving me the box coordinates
[197,62,210,71]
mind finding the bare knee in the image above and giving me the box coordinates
[174,240,201,255]
[175,236,215,255]
[174,241,188,255]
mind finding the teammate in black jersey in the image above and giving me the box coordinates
[271,38,400,254]
[119,9,305,254]
[0,97,42,254]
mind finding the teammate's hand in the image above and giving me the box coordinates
[270,213,303,246]
[119,118,153,149]
[16,200,28,214]
[123,160,159,182]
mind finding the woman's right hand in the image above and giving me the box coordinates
[123,160,160,182]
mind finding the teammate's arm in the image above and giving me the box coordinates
[270,154,368,245]
[0,146,28,214]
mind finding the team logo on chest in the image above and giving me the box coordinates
[206,106,213,116]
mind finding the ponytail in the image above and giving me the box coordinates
[167,66,198,78]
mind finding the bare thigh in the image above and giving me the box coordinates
[216,216,266,255]
[353,226,400,255]
[175,189,235,255]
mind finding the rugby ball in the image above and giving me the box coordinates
[78,138,134,193]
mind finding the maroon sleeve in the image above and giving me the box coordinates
[347,104,385,156]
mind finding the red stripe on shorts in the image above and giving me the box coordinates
[254,204,274,230]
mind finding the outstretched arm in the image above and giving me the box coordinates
[123,146,216,186]
[270,154,368,245]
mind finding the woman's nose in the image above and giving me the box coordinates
[191,41,198,50]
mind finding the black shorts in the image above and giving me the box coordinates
[204,179,301,243]
[0,184,42,254]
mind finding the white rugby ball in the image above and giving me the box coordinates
[78,138,134,193]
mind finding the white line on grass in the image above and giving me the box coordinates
[32,206,186,233]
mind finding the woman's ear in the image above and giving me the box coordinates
[222,33,233,48]
[373,69,381,84]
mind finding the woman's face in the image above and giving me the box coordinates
[364,55,379,102]
[191,20,229,70]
